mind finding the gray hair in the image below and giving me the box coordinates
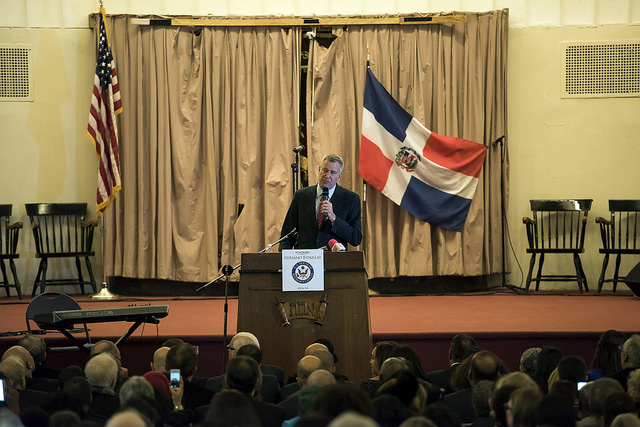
[322,154,344,171]
[85,353,118,389]
[623,335,640,367]
[119,376,154,405]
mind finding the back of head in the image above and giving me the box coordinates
[119,376,154,405]
[314,338,339,364]
[589,377,625,417]
[535,346,563,393]
[627,368,640,402]
[161,338,184,348]
[375,368,418,407]
[18,335,47,366]
[237,344,262,364]
[422,401,462,427]
[379,357,409,383]
[511,385,544,427]
[592,330,626,376]
[297,355,322,383]
[623,335,640,369]
[307,369,337,388]
[310,348,334,372]
[313,382,374,420]
[204,389,261,427]
[226,355,260,394]
[58,364,86,389]
[557,355,587,384]
[450,334,476,363]
[471,380,494,418]
[611,413,640,427]
[63,376,93,413]
[0,357,25,389]
[328,411,378,427]
[49,410,82,427]
[519,347,542,378]
[231,332,260,349]
[85,353,118,389]
[165,342,198,378]
[374,341,399,371]
[91,340,120,359]
[389,345,427,380]
[470,350,507,383]
[105,408,152,427]
[603,391,636,426]
[535,393,577,427]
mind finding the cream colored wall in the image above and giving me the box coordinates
[508,25,640,290]
[0,0,639,293]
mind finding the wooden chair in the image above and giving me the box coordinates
[0,204,23,299]
[595,200,640,293]
[25,203,99,296]
[522,199,593,293]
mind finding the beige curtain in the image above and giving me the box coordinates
[100,11,507,281]
[306,10,508,277]
[102,17,300,281]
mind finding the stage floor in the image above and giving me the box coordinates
[1,290,638,381]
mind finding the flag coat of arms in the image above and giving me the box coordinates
[359,69,487,232]
[87,8,122,214]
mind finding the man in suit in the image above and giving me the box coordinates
[279,153,362,250]
[425,333,477,394]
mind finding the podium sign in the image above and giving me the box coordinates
[282,249,324,291]
[238,251,372,383]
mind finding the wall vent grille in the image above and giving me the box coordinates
[562,41,640,98]
[0,44,33,102]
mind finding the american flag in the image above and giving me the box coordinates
[87,8,122,214]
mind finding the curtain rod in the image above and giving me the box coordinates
[89,14,467,27]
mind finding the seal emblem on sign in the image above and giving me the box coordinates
[395,146,421,172]
[292,261,314,284]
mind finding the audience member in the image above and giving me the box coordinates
[470,380,493,427]
[603,392,636,427]
[17,335,59,388]
[507,385,543,427]
[589,330,626,381]
[360,341,399,393]
[224,355,285,427]
[426,334,477,394]
[281,355,322,400]
[202,389,261,427]
[577,377,624,427]
[519,347,541,380]
[236,344,282,404]
[611,335,640,391]
[90,340,128,392]
[423,401,462,427]
[626,369,640,408]
[85,352,121,422]
[119,376,154,405]
[49,409,83,427]
[329,410,380,427]
[149,347,170,374]
[443,350,509,424]
[311,382,374,421]
[535,392,578,427]
[61,375,93,420]
[105,408,152,427]
[611,414,640,427]
[558,355,588,385]
[375,368,425,416]
[491,372,538,427]
[534,346,563,394]
[226,332,285,386]
[372,393,411,427]
[165,342,213,412]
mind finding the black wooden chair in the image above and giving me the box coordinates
[595,200,640,293]
[25,203,99,296]
[522,199,593,293]
[0,204,23,299]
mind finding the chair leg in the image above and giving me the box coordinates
[84,256,98,293]
[573,253,585,294]
[0,260,10,297]
[612,254,622,293]
[598,254,610,293]
[75,257,85,294]
[525,254,537,293]
[535,254,545,291]
[32,259,45,296]
[9,259,21,299]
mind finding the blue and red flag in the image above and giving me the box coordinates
[359,69,487,232]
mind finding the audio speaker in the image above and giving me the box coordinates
[624,261,640,297]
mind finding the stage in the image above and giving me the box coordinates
[1,289,638,382]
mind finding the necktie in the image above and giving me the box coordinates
[317,194,325,229]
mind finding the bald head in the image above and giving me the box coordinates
[2,346,35,378]
[151,347,170,373]
[105,409,151,427]
[309,348,334,372]
[297,355,322,387]
[307,369,336,387]
[305,343,328,355]
[0,357,26,390]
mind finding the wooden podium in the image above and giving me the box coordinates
[238,251,372,382]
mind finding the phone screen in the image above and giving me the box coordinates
[170,370,180,388]
[0,378,5,401]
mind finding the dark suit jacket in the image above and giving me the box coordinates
[442,387,474,424]
[425,364,458,394]
[252,399,286,427]
[205,373,281,404]
[278,390,301,420]
[279,184,362,250]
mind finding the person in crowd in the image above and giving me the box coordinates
[18,335,59,384]
[626,368,640,410]
[312,338,348,382]
[165,342,213,413]
[611,335,640,391]
[119,376,154,406]
[535,392,578,427]
[236,344,282,404]
[577,377,624,427]
[90,340,128,392]
[375,368,425,417]
[519,347,541,380]
[279,369,336,422]
[85,352,121,422]
[603,391,636,426]
[611,413,640,427]
[202,389,261,427]
[506,384,543,427]
[426,334,477,394]
[105,408,152,427]
[589,330,626,381]
[443,350,509,424]
[423,401,463,427]
[361,341,399,393]
[280,355,322,400]
[491,372,538,427]
[557,355,588,385]
[149,347,170,374]
[227,331,285,386]
[534,346,563,394]
[224,355,285,427]
[469,380,493,427]
[279,153,362,250]
[309,382,374,422]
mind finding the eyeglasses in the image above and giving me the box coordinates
[226,345,236,351]
[503,404,512,412]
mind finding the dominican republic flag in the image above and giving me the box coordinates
[359,69,487,232]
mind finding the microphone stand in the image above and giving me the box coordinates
[291,151,300,197]
[195,228,297,366]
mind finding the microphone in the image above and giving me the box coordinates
[285,227,297,239]
[328,239,346,252]
[493,135,505,145]
[292,145,305,153]
[321,187,329,221]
